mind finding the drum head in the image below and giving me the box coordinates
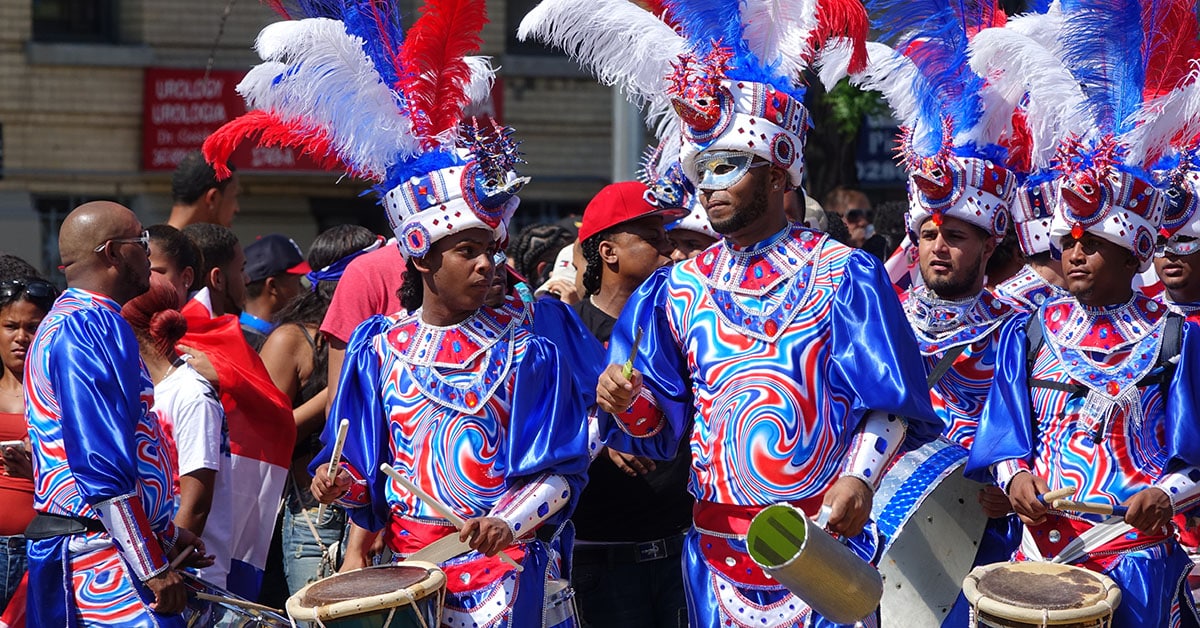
[301,564,436,606]
[976,563,1108,611]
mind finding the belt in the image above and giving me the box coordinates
[574,533,686,564]
[24,512,105,541]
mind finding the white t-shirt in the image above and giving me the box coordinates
[153,361,235,588]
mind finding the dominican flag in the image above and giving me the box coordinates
[181,293,295,600]
[885,240,921,295]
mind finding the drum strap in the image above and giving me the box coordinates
[926,344,969,389]
[1020,517,1136,565]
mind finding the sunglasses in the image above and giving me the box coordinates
[844,208,873,223]
[1155,236,1200,257]
[94,230,150,255]
[0,279,59,303]
[694,151,769,190]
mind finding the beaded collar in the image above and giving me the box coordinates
[1042,293,1166,354]
[1163,297,1200,319]
[383,301,523,414]
[691,224,824,341]
[904,287,1014,355]
[994,265,1068,311]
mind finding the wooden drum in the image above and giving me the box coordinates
[962,562,1121,627]
[286,562,446,628]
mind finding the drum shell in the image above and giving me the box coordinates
[286,562,446,628]
[747,503,884,624]
[962,562,1120,627]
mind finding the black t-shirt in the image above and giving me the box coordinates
[571,297,694,542]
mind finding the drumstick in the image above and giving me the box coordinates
[622,326,644,380]
[1051,499,1129,517]
[380,463,522,572]
[1037,487,1076,507]
[316,418,351,523]
[193,591,283,615]
[169,544,195,571]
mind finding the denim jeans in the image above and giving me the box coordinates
[281,482,347,596]
[573,550,687,628]
[0,535,26,613]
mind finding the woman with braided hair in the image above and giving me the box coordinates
[507,223,575,287]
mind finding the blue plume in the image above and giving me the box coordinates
[268,1,407,95]
[1057,0,1145,134]
[868,0,991,155]
[375,150,466,199]
[663,0,804,100]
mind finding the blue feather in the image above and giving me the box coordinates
[375,150,466,199]
[663,0,806,100]
[1056,0,1145,134]
[868,0,990,156]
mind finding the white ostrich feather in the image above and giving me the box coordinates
[1005,2,1064,54]
[1123,65,1200,165]
[463,56,497,108]
[742,0,820,82]
[968,27,1089,169]
[814,36,855,90]
[240,18,420,179]
[516,0,688,107]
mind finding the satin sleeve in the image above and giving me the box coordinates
[602,266,694,460]
[531,297,606,408]
[311,314,393,532]
[1164,322,1200,474]
[965,313,1035,483]
[52,309,169,577]
[504,336,591,523]
[828,250,941,450]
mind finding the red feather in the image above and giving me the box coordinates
[399,0,488,145]
[1001,108,1032,174]
[808,0,869,74]
[262,0,291,18]
[202,111,350,179]
[1143,0,1200,99]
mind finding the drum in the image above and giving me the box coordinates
[544,578,578,628]
[962,562,1121,627]
[286,562,446,628]
[182,572,290,627]
[871,438,990,626]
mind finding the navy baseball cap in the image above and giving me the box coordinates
[244,234,309,283]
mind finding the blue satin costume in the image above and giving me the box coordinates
[600,225,941,628]
[967,294,1200,627]
[314,298,590,627]
[25,289,181,627]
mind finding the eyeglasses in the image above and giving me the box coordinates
[0,279,59,303]
[1155,236,1200,257]
[94,230,150,255]
[694,151,770,190]
[844,208,873,224]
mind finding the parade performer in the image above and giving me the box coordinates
[521,2,942,625]
[965,0,1200,621]
[202,1,591,626]
[25,202,209,626]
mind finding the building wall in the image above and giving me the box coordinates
[0,0,620,277]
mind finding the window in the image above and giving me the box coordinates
[35,195,132,287]
[32,0,119,44]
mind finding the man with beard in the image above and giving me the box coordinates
[593,48,940,627]
[25,202,210,625]
[968,158,1200,625]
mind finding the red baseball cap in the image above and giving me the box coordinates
[578,181,687,243]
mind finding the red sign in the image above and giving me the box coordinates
[143,67,506,173]
[142,67,327,172]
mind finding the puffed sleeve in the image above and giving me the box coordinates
[828,249,941,450]
[601,266,695,460]
[504,336,591,522]
[1164,322,1200,473]
[531,297,606,408]
[52,309,170,579]
[311,315,393,532]
[965,313,1035,484]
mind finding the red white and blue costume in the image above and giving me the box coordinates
[317,299,590,627]
[601,224,940,628]
[25,288,181,627]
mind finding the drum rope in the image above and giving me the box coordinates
[1041,607,1049,628]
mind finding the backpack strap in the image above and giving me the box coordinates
[1134,312,1184,389]
[1026,313,1085,394]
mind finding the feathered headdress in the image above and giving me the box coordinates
[518,0,870,190]
[202,0,527,259]
[818,0,1015,243]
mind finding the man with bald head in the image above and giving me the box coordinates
[25,201,208,625]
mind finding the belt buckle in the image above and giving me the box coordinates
[634,539,668,563]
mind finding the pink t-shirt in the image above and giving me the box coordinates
[320,243,406,342]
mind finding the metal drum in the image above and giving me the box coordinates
[182,572,290,627]
[962,562,1120,627]
[871,438,990,626]
[286,562,446,628]
[544,578,578,628]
